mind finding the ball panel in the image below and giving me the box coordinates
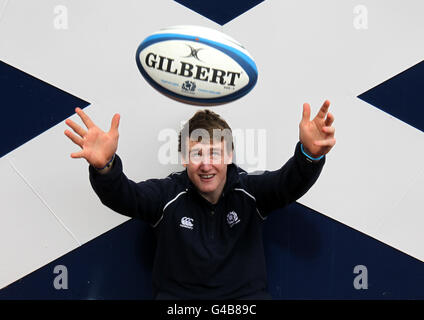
[135,26,258,105]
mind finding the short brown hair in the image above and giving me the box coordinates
[178,109,234,154]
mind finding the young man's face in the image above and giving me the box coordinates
[184,139,233,204]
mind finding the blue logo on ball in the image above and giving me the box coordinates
[182,81,196,92]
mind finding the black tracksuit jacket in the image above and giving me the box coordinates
[89,141,325,299]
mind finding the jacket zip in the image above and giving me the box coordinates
[209,209,216,240]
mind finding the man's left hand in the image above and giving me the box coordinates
[299,100,336,158]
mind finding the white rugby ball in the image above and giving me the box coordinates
[135,25,258,105]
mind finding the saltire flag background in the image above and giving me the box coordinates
[0,0,424,299]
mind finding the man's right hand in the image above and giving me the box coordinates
[64,107,120,168]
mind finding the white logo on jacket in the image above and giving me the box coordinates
[180,217,194,230]
[227,211,240,228]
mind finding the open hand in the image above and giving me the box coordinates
[299,100,336,157]
[64,108,120,168]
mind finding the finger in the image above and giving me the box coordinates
[314,137,336,147]
[109,113,120,134]
[315,100,331,120]
[65,118,87,137]
[322,126,335,135]
[325,112,335,127]
[75,107,95,129]
[70,150,85,159]
[64,129,84,147]
[302,103,311,123]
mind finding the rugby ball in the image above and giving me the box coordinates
[135,25,258,105]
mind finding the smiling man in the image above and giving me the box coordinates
[185,140,229,204]
[179,111,235,205]
[64,101,335,299]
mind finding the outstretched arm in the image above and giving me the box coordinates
[64,108,165,224]
[244,100,336,216]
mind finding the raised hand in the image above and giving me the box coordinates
[299,100,336,158]
[64,107,120,168]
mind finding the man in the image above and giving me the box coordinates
[64,100,336,299]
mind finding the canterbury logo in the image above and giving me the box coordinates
[180,217,194,230]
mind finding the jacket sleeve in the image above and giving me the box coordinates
[88,154,169,226]
[243,141,325,216]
